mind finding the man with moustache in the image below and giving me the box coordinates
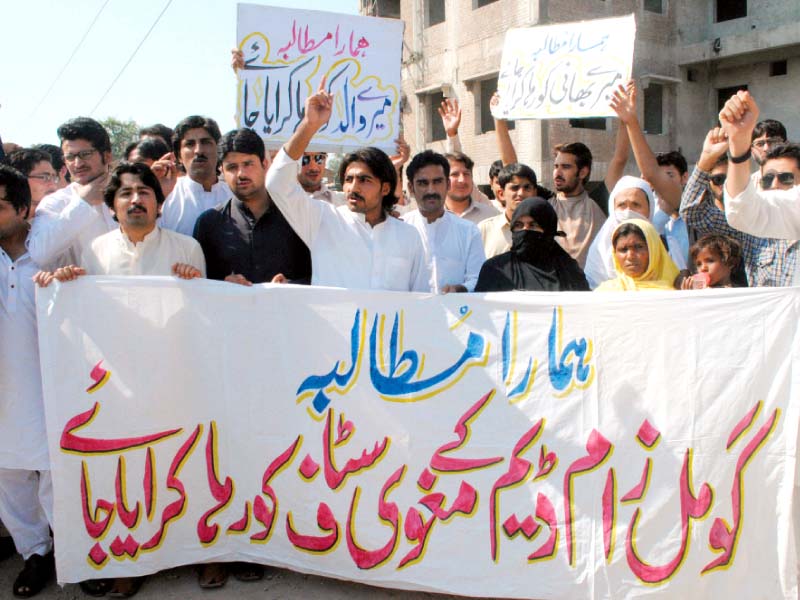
[402,150,484,293]
[549,142,606,268]
[159,116,232,236]
[266,81,430,292]
[35,162,203,597]
[28,117,117,267]
[193,129,311,285]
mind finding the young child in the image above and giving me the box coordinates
[685,234,743,288]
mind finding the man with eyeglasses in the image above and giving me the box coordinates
[681,125,797,287]
[749,119,787,190]
[28,117,116,267]
[6,148,59,219]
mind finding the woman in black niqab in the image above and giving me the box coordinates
[475,197,590,292]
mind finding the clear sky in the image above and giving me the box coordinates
[1,0,359,147]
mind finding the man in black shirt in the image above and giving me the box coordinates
[193,129,311,285]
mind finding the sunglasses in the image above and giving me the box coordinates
[301,153,327,167]
[760,171,796,189]
[709,174,726,186]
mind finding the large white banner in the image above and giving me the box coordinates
[493,14,636,121]
[235,3,403,153]
[38,279,799,598]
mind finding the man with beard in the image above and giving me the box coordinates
[6,148,59,220]
[194,129,311,285]
[159,116,232,236]
[680,126,794,287]
[549,142,606,268]
[28,117,117,267]
[402,150,484,293]
[266,81,430,292]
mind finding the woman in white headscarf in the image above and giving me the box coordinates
[584,176,684,289]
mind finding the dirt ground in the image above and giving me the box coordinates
[0,554,495,599]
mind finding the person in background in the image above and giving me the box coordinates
[478,163,538,259]
[124,137,170,165]
[28,117,116,267]
[475,197,589,292]
[139,123,174,148]
[750,118,787,189]
[444,151,499,225]
[681,126,796,287]
[6,149,59,219]
[159,116,231,236]
[402,150,485,293]
[33,144,68,190]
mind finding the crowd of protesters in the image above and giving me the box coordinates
[0,57,796,597]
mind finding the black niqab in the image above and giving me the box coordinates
[475,197,589,292]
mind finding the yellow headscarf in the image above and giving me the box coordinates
[596,219,679,291]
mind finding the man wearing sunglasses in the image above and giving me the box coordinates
[680,125,797,287]
[6,148,59,219]
[298,151,346,207]
[27,117,117,268]
[760,144,800,192]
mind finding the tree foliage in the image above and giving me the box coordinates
[100,117,139,161]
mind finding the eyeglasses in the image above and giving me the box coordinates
[709,174,727,186]
[752,137,784,149]
[760,171,796,189]
[64,149,98,163]
[28,173,59,184]
[301,153,327,167]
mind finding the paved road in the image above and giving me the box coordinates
[0,554,485,599]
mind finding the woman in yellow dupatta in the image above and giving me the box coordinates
[596,219,679,291]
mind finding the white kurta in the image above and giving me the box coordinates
[725,182,800,240]
[403,209,485,293]
[82,227,206,277]
[159,176,232,236]
[266,149,431,292]
[310,184,346,207]
[0,247,49,470]
[28,184,117,268]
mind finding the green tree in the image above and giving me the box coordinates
[100,117,140,160]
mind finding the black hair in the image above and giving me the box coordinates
[752,119,787,142]
[406,150,450,184]
[656,150,688,175]
[103,162,165,214]
[0,164,32,216]
[497,163,538,188]
[32,144,65,172]
[489,159,504,181]
[171,116,222,156]
[6,148,53,176]
[612,222,646,247]
[764,142,800,169]
[690,234,742,270]
[443,151,474,171]
[218,128,265,163]
[126,137,170,162]
[553,142,593,182]
[338,147,398,212]
[140,123,175,145]
[57,117,112,155]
